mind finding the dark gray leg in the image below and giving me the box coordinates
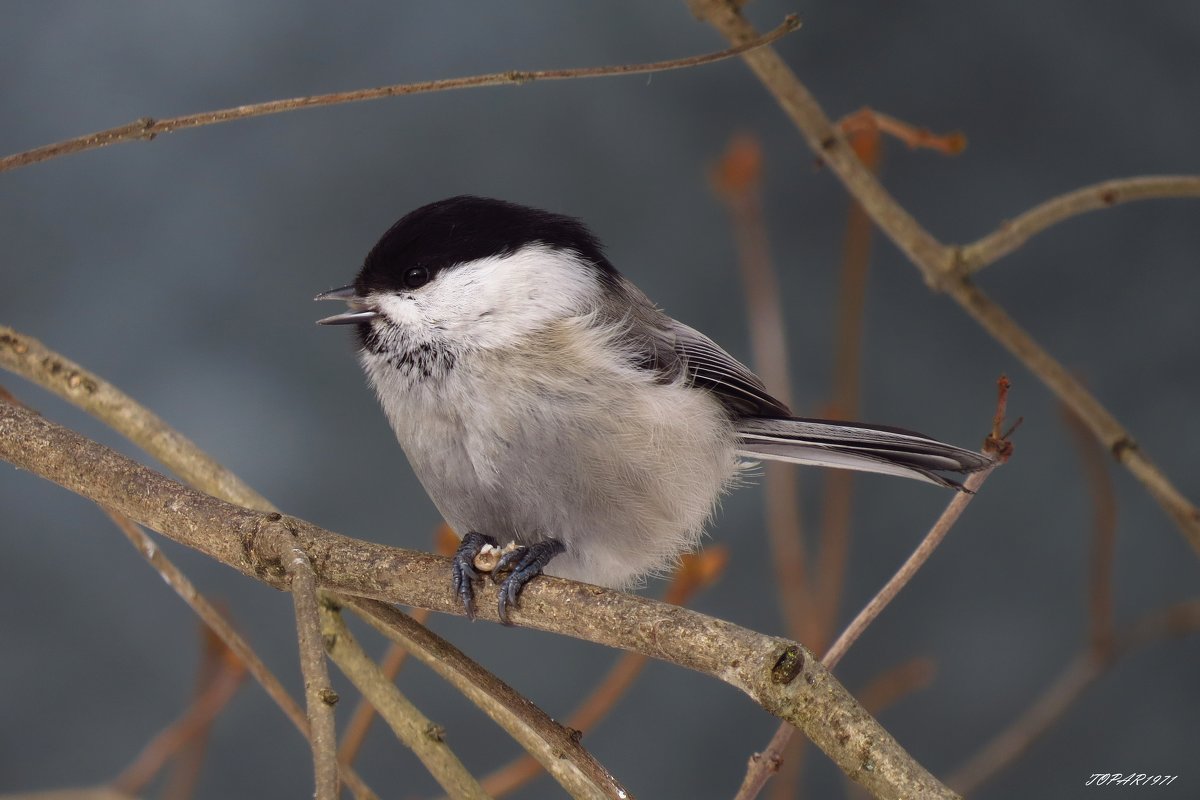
[452,531,498,620]
[492,539,565,625]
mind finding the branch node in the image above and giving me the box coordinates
[320,688,340,706]
[1110,436,1139,461]
[137,116,158,140]
[770,644,805,685]
[243,513,301,582]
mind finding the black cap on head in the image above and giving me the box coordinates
[355,196,619,293]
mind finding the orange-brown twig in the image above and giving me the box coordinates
[838,108,967,157]
[712,134,815,652]
[687,0,1200,559]
[1062,406,1118,653]
[948,600,1200,794]
[111,629,246,794]
[856,657,937,716]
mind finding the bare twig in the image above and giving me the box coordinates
[479,547,728,797]
[345,598,628,800]
[1062,406,1118,652]
[684,0,1200,556]
[95,508,378,800]
[711,135,815,646]
[735,377,1007,800]
[837,108,966,157]
[110,630,245,794]
[0,402,957,800]
[162,625,236,800]
[0,16,799,174]
[275,544,341,800]
[958,175,1200,273]
[812,116,882,649]
[822,464,994,671]
[947,600,1200,794]
[855,658,937,716]
[338,607,432,768]
[0,327,272,512]
[319,605,491,800]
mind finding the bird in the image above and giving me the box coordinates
[317,195,992,623]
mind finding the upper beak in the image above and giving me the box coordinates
[315,284,380,325]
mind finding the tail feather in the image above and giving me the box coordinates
[736,417,993,490]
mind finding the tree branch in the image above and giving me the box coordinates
[0,330,624,797]
[272,543,340,800]
[947,599,1200,794]
[822,466,995,671]
[0,326,272,512]
[958,175,1200,273]
[0,400,956,800]
[0,16,799,174]
[684,0,1200,556]
[319,606,491,800]
[98,508,378,800]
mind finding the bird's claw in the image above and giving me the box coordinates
[451,531,498,620]
[491,539,565,625]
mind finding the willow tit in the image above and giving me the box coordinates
[318,196,992,622]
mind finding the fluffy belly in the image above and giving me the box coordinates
[392,371,740,588]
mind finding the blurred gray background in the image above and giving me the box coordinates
[2,2,1198,797]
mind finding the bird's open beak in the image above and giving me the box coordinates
[315,284,380,325]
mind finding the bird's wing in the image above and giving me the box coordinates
[662,319,793,418]
[619,304,992,490]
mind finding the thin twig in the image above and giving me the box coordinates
[958,175,1200,273]
[813,117,883,651]
[711,135,815,646]
[0,402,957,800]
[110,632,245,794]
[96,508,378,800]
[0,327,272,512]
[1062,405,1118,652]
[947,599,1200,795]
[0,16,799,174]
[479,548,728,798]
[822,464,994,670]
[684,0,1200,556]
[838,108,967,156]
[338,607,432,768]
[737,470,991,800]
[162,625,235,800]
[735,376,1008,800]
[855,658,937,716]
[320,605,492,800]
[345,598,628,800]
[277,545,341,800]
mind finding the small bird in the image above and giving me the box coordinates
[318,196,992,622]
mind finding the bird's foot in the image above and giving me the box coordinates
[491,539,565,625]
[451,531,498,620]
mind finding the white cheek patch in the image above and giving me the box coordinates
[372,244,600,350]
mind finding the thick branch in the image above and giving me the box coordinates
[0,326,272,511]
[0,16,798,174]
[0,401,955,800]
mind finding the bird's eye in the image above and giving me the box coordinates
[402,266,431,290]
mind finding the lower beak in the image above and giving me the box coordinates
[315,284,380,325]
